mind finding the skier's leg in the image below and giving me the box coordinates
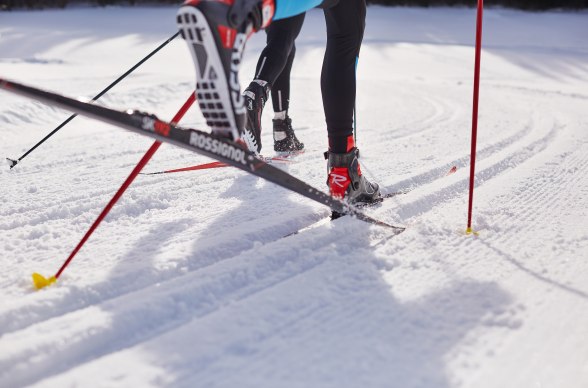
[242,13,305,153]
[321,0,365,153]
[270,42,305,153]
[322,0,380,204]
[257,13,305,99]
[269,34,297,114]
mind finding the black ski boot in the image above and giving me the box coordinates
[326,147,381,218]
[273,116,304,154]
[242,79,270,154]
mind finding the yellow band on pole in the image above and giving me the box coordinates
[465,228,480,236]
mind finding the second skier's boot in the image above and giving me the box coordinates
[242,79,270,154]
[273,115,305,154]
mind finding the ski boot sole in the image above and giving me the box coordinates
[177,5,246,140]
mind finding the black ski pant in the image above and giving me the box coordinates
[254,13,306,113]
[322,0,366,153]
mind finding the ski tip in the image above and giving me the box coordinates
[32,273,57,290]
[447,165,458,175]
[6,158,18,169]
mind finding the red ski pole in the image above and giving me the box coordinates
[466,0,484,235]
[32,92,196,289]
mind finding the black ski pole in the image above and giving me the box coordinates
[6,32,180,169]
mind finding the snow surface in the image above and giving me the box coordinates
[1,5,588,388]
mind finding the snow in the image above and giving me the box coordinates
[1,5,588,388]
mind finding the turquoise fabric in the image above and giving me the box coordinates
[274,0,322,20]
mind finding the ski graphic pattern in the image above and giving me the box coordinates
[0,78,405,233]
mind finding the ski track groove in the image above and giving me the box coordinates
[486,140,588,257]
[394,119,560,221]
[170,264,374,387]
[0,128,465,335]
[1,78,558,336]
[487,83,588,101]
[0,107,544,335]
[382,118,533,196]
[0,206,325,333]
[0,176,217,229]
[0,222,360,387]
[373,89,461,142]
[0,110,545,362]
[435,121,588,313]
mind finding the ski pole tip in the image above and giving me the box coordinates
[465,227,479,236]
[32,273,57,290]
[6,158,18,169]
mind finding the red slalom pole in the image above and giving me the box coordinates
[466,0,484,235]
[32,92,196,289]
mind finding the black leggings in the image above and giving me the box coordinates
[254,13,306,113]
[322,0,366,153]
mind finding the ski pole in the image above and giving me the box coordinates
[140,155,297,175]
[31,91,195,290]
[141,161,227,175]
[6,32,180,170]
[466,0,484,235]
